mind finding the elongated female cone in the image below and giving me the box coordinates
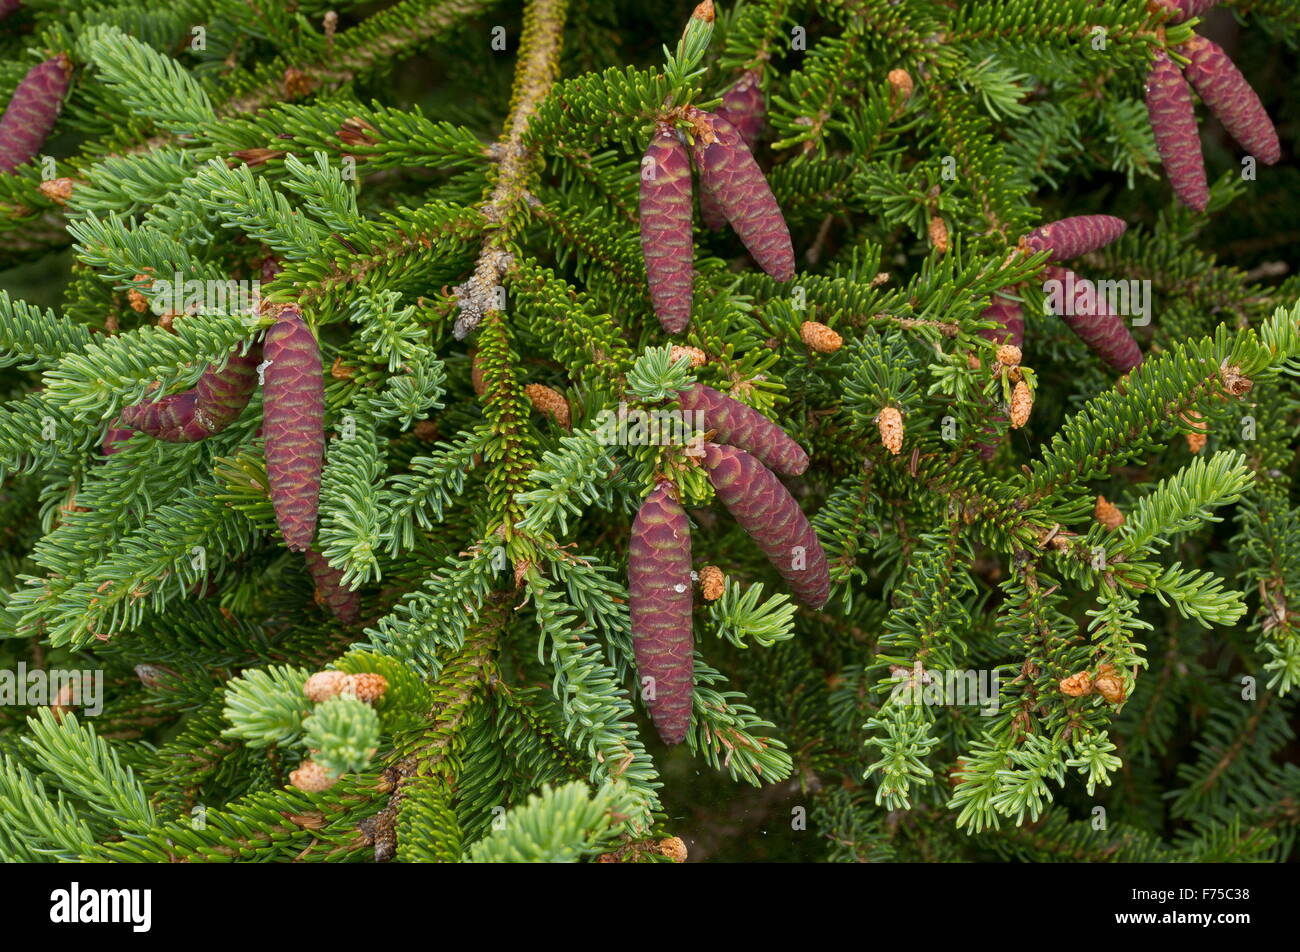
[699,72,767,230]
[1023,216,1127,262]
[699,182,727,231]
[101,425,133,456]
[639,124,695,334]
[707,68,764,232]
[1145,51,1209,211]
[628,481,694,744]
[120,390,200,441]
[1181,36,1280,165]
[264,306,324,551]
[692,111,795,281]
[977,293,1024,348]
[195,342,261,431]
[260,255,284,284]
[304,547,359,624]
[721,71,766,148]
[703,443,829,608]
[0,55,72,174]
[1044,267,1143,373]
[678,383,809,477]
[120,343,262,441]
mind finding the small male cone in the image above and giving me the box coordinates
[120,343,262,442]
[1094,496,1125,531]
[639,124,695,334]
[702,443,830,609]
[1009,381,1032,429]
[628,482,694,745]
[699,564,725,601]
[975,294,1023,460]
[700,72,766,230]
[264,306,324,552]
[290,759,337,793]
[927,215,949,254]
[691,111,795,281]
[1145,50,1209,211]
[524,383,571,429]
[669,344,707,368]
[678,383,808,477]
[1182,409,1208,453]
[1045,267,1143,373]
[305,547,360,624]
[0,55,72,174]
[39,176,72,204]
[878,407,903,455]
[1181,36,1280,165]
[1059,671,1093,698]
[1093,664,1127,705]
[800,320,842,354]
[1023,215,1127,262]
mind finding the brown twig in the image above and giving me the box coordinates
[453,0,570,339]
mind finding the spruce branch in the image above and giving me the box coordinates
[220,0,509,117]
[453,0,570,339]
[0,752,98,862]
[21,709,156,832]
[466,779,641,862]
[366,596,507,862]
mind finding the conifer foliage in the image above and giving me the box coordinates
[0,0,1297,865]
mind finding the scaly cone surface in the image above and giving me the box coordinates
[678,383,809,477]
[1158,0,1218,21]
[304,547,360,625]
[702,442,829,608]
[628,481,694,745]
[100,425,133,456]
[700,71,765,231]
[1045,267,1144,373]
[1181,35,1281,165]
[120,343,261,441]
[977,294,1024,349]
[0,55,71,173]
[691,109,795,281]
[263,306,324,552]
[1145,50,1209,211]
[639,123,695,334]
[1022,215,1127,262]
